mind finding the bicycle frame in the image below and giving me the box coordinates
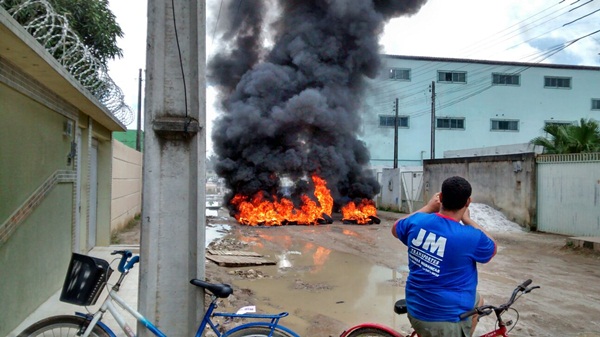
[479,327,507,337]
[76,265,300,337]
[78,285,164,337]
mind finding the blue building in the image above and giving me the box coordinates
[362,54,600,169]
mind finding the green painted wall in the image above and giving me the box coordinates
[0,186,73,335]
[0,83,74,336]
[0,83,73,220]
[113,129,144,152]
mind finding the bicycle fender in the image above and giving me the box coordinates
[74,312,118,337]
[223,322,301,337]
[340,323,404,337]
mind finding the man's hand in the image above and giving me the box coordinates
[423,192,442,214]
[462,207,473,225]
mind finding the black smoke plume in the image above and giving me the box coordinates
[208,0,428,213]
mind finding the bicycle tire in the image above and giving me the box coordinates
[345,327,398,337]
[225,326,296,337]
[17,315,110,337]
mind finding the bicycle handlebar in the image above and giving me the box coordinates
[459,279,539,320]
[111,250,139,273]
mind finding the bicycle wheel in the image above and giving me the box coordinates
[226,326,296,337]
[17,315,110,337]
[345,327,398,337]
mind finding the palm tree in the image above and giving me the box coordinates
[531,118,600,154]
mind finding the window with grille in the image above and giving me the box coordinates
[592,99,600,110]
[491,119,519,131]
[544,76,571,89]
[379,115,409,128]
[389,68,411,81]
[492,73,520,86]
[436,117,465,130]
[438,71,466,83]
[544,120,573,127]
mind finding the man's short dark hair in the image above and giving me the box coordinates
[441,176,472,211]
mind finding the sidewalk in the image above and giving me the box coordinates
[8,245,140,337]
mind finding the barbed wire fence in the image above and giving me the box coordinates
[0,0,134,126]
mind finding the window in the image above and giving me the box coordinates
[436,117,465,130]
[544,76,571,89]
[389,68,410,81]
[491,119,519,131]
[544,120,573,127]
[592,99,600,110]
[492,73,520,86]
[438,71,466,83]
[379,115,409,128]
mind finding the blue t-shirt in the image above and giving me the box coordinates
[394,212,496,322]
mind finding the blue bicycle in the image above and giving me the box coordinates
[18,250,300,337]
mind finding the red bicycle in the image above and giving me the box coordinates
[340,279,539,337]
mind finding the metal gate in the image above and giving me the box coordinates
[537,153,600,236]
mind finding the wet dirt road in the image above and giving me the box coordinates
[204,210,600,337]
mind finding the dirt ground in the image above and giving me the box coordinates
[115,209,600,337]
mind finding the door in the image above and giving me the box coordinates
[88,139,98,251]
[74,129,82,252]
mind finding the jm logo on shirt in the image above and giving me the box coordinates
[411,229,447,258]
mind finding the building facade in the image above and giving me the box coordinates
[0,9,125,336]
[362,54,600,169]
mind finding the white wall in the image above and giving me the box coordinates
[111,140,142,232]
[361,55,600,167]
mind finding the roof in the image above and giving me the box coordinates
[0,8,125,131]
[383,54,600,72]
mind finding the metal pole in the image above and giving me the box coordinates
[393,98,398,168]
[430,81,435,159]
[136,68,142,151]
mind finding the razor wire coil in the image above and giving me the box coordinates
[0,0,134,126]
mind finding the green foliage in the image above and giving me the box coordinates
[49,0,123,65]
[531,118,600,154]
[1,0,123,67]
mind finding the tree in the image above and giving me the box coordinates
[531,118,600,154]
[49,0,123,66]
[1,0,123,67]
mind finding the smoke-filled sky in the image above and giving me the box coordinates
[105,0,600,210]
[108,0,600,137]
[208,0,432,207]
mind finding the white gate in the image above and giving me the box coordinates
[537,153,600,236]
[379,167,423,213]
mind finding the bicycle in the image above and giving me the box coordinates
[18,250,300,337]
[340,279,540,337]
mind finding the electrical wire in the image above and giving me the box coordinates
[171,0,189,124]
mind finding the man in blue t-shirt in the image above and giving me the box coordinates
[392,176,496,337]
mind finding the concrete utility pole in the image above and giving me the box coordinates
[136,68,142,152]
[393,98,399,168]
[139,1,206,336]
[430,81,435,159]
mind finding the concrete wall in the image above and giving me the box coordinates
[0,79,75,337]
[111,140,142,232]
[423,153,537,230]
[0,41,120,336]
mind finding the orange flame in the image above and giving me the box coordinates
[341,199,377,224]
[231,175,333,226]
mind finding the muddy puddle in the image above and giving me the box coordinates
[214,225,413,336]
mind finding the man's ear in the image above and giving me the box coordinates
[465,197,472,208]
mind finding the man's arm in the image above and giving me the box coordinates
[391,192,441,238]
[462,207,497,258]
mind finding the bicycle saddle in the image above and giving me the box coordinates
[190,279,233,298]
[394,299,408,315]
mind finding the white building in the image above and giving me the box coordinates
[361,54,600,169]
